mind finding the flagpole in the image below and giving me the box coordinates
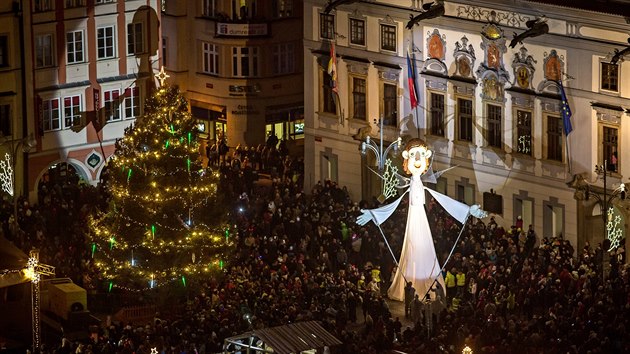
[410,37,421,138]
[566,133,572,175]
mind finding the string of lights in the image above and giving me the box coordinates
[88,82,233,291]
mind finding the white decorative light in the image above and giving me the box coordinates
[607,207,623,252]
[0,153,13,196]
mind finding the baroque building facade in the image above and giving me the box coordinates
[303,0,630,252]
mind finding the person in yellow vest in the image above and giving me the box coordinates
[456,269,466,298]
[371,266,381,291]
[357,275,366,292]
[445,267,457,305]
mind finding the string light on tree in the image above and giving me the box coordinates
[88,76,232,291]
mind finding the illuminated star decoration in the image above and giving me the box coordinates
[382,159,400,200]
[0,153,13,196]
[155,67,170,87]
[606,207,623,251]
[151,347,158,354]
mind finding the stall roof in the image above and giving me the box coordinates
[0,237,28,288]
[225,321,341,354]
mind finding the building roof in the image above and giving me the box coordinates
[225,321,342,354]
[0,237,28,288]
[525,0,630,17]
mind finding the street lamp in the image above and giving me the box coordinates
[360,117,402,201]
[0,133,37,220]
[593,160,626,234]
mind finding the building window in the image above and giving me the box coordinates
[430,92,445,137]
[97,26,115,59]
[233,0,257,20]
[456,180,475,205]
[0,36,8,68]
[380,24,396,52]
[0,104,10,137]
[127,23,144,55]
[42,98,61,131]
[65,0,84,8]
[603,126,618,172]
[272,43,295,75]
[351,77,366,120]
[601,62,619,92]
[35,0,53,12]
[546,115,563,161]
[96,0,115,3]
[350,18,365,46]
[232,47,259,77]
[63,95,81,129]
[66,31,84,64]
[516,110,532,155]
[322,71,336,114]
[124,87,140,119]
[543,199,564,238]
[104,90,121,122]
[202,0,217,17]
[383,83,397,127]
[457,98,473,142]
[487,104,502,148]
[35,34,54,68]
[273,0,293,17]
[202,42,219,75]
[320,13,335,40]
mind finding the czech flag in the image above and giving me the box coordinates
[406,51,418,109]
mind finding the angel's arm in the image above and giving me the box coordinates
[356,190,408,226]
[426,188,487,223]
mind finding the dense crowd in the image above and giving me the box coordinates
[2,142,630,354]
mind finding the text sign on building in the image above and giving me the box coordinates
[216,23,268,37]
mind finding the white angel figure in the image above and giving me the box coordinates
[357,139,486,301]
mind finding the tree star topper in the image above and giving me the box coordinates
[151,348,158,354]
[155,66,170,87]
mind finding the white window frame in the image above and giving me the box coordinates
[124,86,140,120]
[96,0,115,4]
[97,26,115,59]
[63,95,82,129]
[42,98,61,132]
[104,89,121,122]
[66,30,84,64]
[36,34,54,68]
[272,43,295,75]
[202,42,219,75]
[232,47,259,78]
[127,23,145,55]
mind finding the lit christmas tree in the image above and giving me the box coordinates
[89,80,233,291]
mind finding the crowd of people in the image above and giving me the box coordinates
[2,142,630,354]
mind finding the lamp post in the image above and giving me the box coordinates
[590,159,626,279]
[0,133,37,222]
[360,117,402,201]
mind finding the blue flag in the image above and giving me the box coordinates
[558,81,573,136]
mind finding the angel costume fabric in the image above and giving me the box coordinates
[358,141,474,302]
[365,175,469,301]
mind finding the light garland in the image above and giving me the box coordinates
[607,207,624,252]
[0,153,14,196]
[89,83,233,291]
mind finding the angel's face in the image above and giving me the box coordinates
[403,145,432,176]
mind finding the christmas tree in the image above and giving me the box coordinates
[89,81,232,291]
